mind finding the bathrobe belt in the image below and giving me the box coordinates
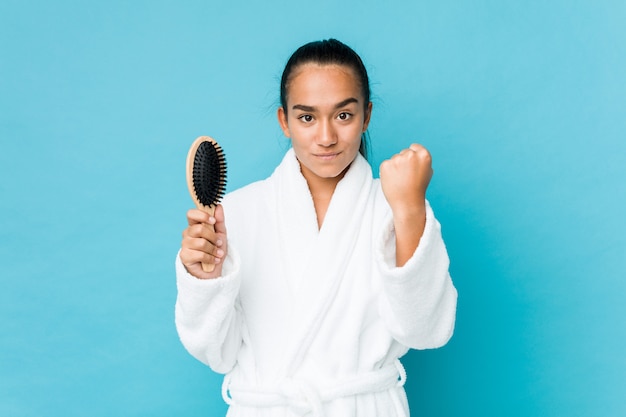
[222,359,407,416]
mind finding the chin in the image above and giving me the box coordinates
[324,164,352,179]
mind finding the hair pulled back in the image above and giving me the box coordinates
[280,39,371,158]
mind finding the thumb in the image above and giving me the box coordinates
[213,204,227,235]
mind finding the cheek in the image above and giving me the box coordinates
[345,124,364,144]
[288,126,307,144]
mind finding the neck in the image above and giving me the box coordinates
[300,165,350,229]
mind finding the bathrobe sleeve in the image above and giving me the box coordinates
[174,246,243,374]
[376,200,458,350]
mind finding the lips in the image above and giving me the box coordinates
[314,152,340,159]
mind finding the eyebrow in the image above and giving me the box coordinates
[291,97,359,112]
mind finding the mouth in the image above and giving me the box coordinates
[313,152,341,160]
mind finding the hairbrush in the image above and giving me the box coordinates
[186,136,228,272]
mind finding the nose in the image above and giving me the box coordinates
[317,120,337,147]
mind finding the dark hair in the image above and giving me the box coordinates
[280,39,371,159]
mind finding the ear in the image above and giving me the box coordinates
[362,102,373,132]
[277,107,291,138]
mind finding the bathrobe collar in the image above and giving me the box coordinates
[272,148,374,376]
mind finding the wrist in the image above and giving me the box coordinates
[390,199,426,222]
[391,201,427,268]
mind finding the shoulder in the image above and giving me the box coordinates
[222,178,274,221]
[221,174,281,236]
[223,179,268,206]
[221,149,294,217]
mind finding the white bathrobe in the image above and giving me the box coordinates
[175,149,457,417]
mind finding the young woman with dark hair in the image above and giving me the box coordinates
[175,38,457,417]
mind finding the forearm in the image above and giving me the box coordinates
[392,201,426,267]
[377,203,457,348]
[174,251,243,373]
[379,143,433,266]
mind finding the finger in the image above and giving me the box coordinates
[409,143,424,152]
[410,144,432,162]
[184,218,210,243]
[180,247,207,265]
[187,209,211,226]
[400,146,431,168]
[182,236,225,261]
[181,248,221,267]
[183,234,213,253]
[185,223,213,240]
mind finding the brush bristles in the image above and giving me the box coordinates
[192,141,227,207]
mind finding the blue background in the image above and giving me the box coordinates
[1,1,625,416]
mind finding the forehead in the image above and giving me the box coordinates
[286,64,362,104]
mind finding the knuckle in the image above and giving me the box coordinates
[181,234,194,248]
[190,237,206,252]
[180,249,196,264]
[185,225,198,239]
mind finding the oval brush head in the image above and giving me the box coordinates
[186,136,227,272]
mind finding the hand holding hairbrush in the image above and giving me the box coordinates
[186,136,228,273]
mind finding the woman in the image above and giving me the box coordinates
[175,39,457,417]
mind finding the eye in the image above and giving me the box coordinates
[298,114,314,123]
[337,112,352,121]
